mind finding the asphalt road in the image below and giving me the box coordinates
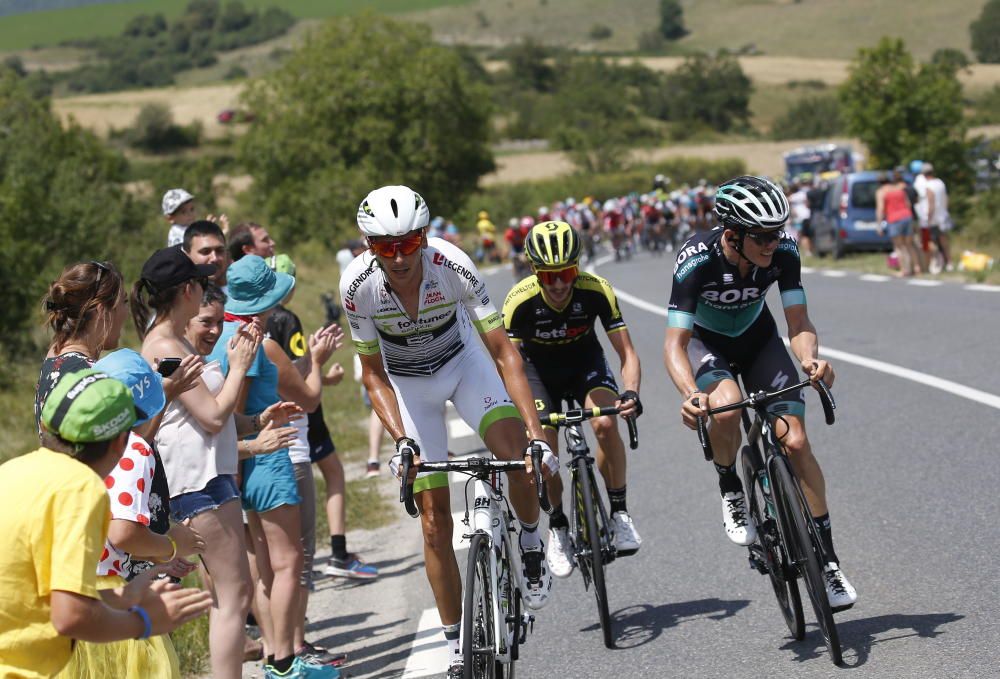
[285,248,1000,679]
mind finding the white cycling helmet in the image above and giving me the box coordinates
[714,175,789,231]
[356,185,430,238]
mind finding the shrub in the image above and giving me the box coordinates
[771,95,842,140]
[962,188,1000,245]
[224,64,248,80]
[970,85,1000,125]
[659,0,688,40]
[127,103,202,153]
[589,24,613,40]
[931,47,970,70]
[970,0,1000,63]
[637,30,666,53]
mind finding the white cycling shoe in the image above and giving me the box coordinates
[823,562,858,610]
[611,511,642,556]
[722,491,757,546]
[520,545,553,610]
[546,526,575,578]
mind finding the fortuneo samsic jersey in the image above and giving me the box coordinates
[666,228,806,337]
[340,237,502,377]
[502,272,627,360]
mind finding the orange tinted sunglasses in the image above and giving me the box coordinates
[535,265,579,285]
[368,231,424,258]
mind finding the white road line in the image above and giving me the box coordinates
[608,279,1000,411]
[800,266,817,274]
[965,284,1000,292]
[821,270,847,277]
[451,510,471,551]
[448,418,475,439]
[860,274,892,282]
[907,279,943,287]
[402,608,449,678]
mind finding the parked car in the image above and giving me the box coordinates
[810,171,895,259]
[217,108,255,124]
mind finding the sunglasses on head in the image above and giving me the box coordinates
[90,260,111,284]
[745,230,783,246]
[535,265,579,285]
[367,231,424,258]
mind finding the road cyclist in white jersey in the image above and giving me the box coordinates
[663,175,857,610]
[339,185,558,679]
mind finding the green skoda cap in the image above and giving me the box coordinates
[41,369,140,443]
[267,253,296,277]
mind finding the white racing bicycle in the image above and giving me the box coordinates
[399,445,550,678]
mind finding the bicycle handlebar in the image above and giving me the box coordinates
[544,405,639,450]
[694,377,836,462]
[398,446,550,517]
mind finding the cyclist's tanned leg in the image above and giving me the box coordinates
[482,418,540,526]
[773,414,828,516]
[416,485,462,625]
[584,387,627,489]
[706,379,744,466]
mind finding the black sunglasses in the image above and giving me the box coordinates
[90,260,112,284]
[746,231,783,245]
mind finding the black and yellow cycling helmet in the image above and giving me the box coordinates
[525,221,580,269]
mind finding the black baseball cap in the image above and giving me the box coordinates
[141,245,217,292]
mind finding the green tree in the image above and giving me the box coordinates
[663,53,751,131]
[771,95,841,140]
[839,38,969,192]
[238,14,494,247]
[930,47,970,71]
[548,57,648,173]
[970,0,1000,63]
[0,74,145,358]
[659,0,687,40]
[506,38,556,93]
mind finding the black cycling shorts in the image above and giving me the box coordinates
[687,310,805,417]
[521,348,618,426]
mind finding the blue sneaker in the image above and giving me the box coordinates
[325,553,378,580]
[265,656,341,678]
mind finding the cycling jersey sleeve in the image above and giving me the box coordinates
[666,243,711,331]
[775,237,807,308]
[432,240,503,334]
[578,273,626,334]
[339,258,381,356]
[501,278,537,344]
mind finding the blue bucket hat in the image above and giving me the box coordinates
[226,255,295,315]
[94,349,166,427]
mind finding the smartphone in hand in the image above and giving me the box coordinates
[157,358,182,377]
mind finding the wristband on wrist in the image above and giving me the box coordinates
[129,605,152,639]
[252,413,261,432]
[163,534,178,562]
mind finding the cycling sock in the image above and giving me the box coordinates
[519,519,542,551]
[813,513,840,564]
[607,486,628,514]
[442,623,461,661]
[272,655,294,673]
[330,534,348,562]
[267,655,274,666]
[549,504,569,530]
[715,462,743,495]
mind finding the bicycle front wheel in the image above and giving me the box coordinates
[464,533,498,678]
[741,446,804,640]
[771,457,842,665]
[574,460,614,648]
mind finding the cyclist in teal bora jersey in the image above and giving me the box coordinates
[663,175,857,610]
[340,186,558,679]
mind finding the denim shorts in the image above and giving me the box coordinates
[240,449,301,513]
[170,475,240,522]
[887,218,912,238]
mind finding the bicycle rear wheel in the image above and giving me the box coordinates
[771,457,842,665]
[574,460,614,648]
[741,446,804,640]
[464,533,498,678]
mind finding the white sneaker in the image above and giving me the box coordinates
[520,546,552,610]
[722,492,756,546]
[823,562,857,610]
[546,526,575,578]
[611,511,642,555]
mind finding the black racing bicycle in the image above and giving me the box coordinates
[399,446,550,679]
[543,404,638,649]
[695,374,843,665]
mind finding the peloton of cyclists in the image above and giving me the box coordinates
[662,175,857,610]
[502,221,643,579]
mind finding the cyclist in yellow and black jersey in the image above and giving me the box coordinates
[503,221,643,579]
